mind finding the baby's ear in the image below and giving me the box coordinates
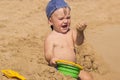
[48,18,53,25]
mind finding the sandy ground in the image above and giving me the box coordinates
[0,0,120,80]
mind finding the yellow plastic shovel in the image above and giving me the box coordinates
[1,69,26,80]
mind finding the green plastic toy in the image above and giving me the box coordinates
[56,60,83,78]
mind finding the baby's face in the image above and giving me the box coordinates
[49,7,71,33]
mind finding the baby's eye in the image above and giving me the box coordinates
[67,16,71,19]
[59,17,64,20]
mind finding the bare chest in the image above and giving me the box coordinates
[53,35,74,49]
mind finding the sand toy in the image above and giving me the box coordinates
[1,69,26,80]
[56,60,83,78]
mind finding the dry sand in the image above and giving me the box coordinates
[0,0,120,80]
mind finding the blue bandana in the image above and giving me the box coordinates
[46,0,70,19]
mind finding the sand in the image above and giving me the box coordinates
[0,0,120,80]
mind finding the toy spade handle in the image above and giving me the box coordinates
[16,75,26,80]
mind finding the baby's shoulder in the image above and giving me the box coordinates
[45,34,53,41]
[44,35,54,45]
[45,32,56,41]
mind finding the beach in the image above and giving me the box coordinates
[0,0,120,80]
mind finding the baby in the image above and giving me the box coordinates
[44,0,93,80]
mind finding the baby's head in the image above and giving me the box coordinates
[46,0,71,33]
[46,0,70,19]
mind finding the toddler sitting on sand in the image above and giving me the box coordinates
[44,0,93,80]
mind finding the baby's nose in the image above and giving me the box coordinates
[63,19,68,23]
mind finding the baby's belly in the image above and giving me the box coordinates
[54,48,76,62]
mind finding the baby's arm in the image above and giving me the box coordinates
[73,23,87,45]
[44,37,58,66]
[44,37,54,63]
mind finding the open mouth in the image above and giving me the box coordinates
[60,24,69,32]
[62,25,68,29]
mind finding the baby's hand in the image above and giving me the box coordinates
[76,22,87,32]
[50,58,59,67]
